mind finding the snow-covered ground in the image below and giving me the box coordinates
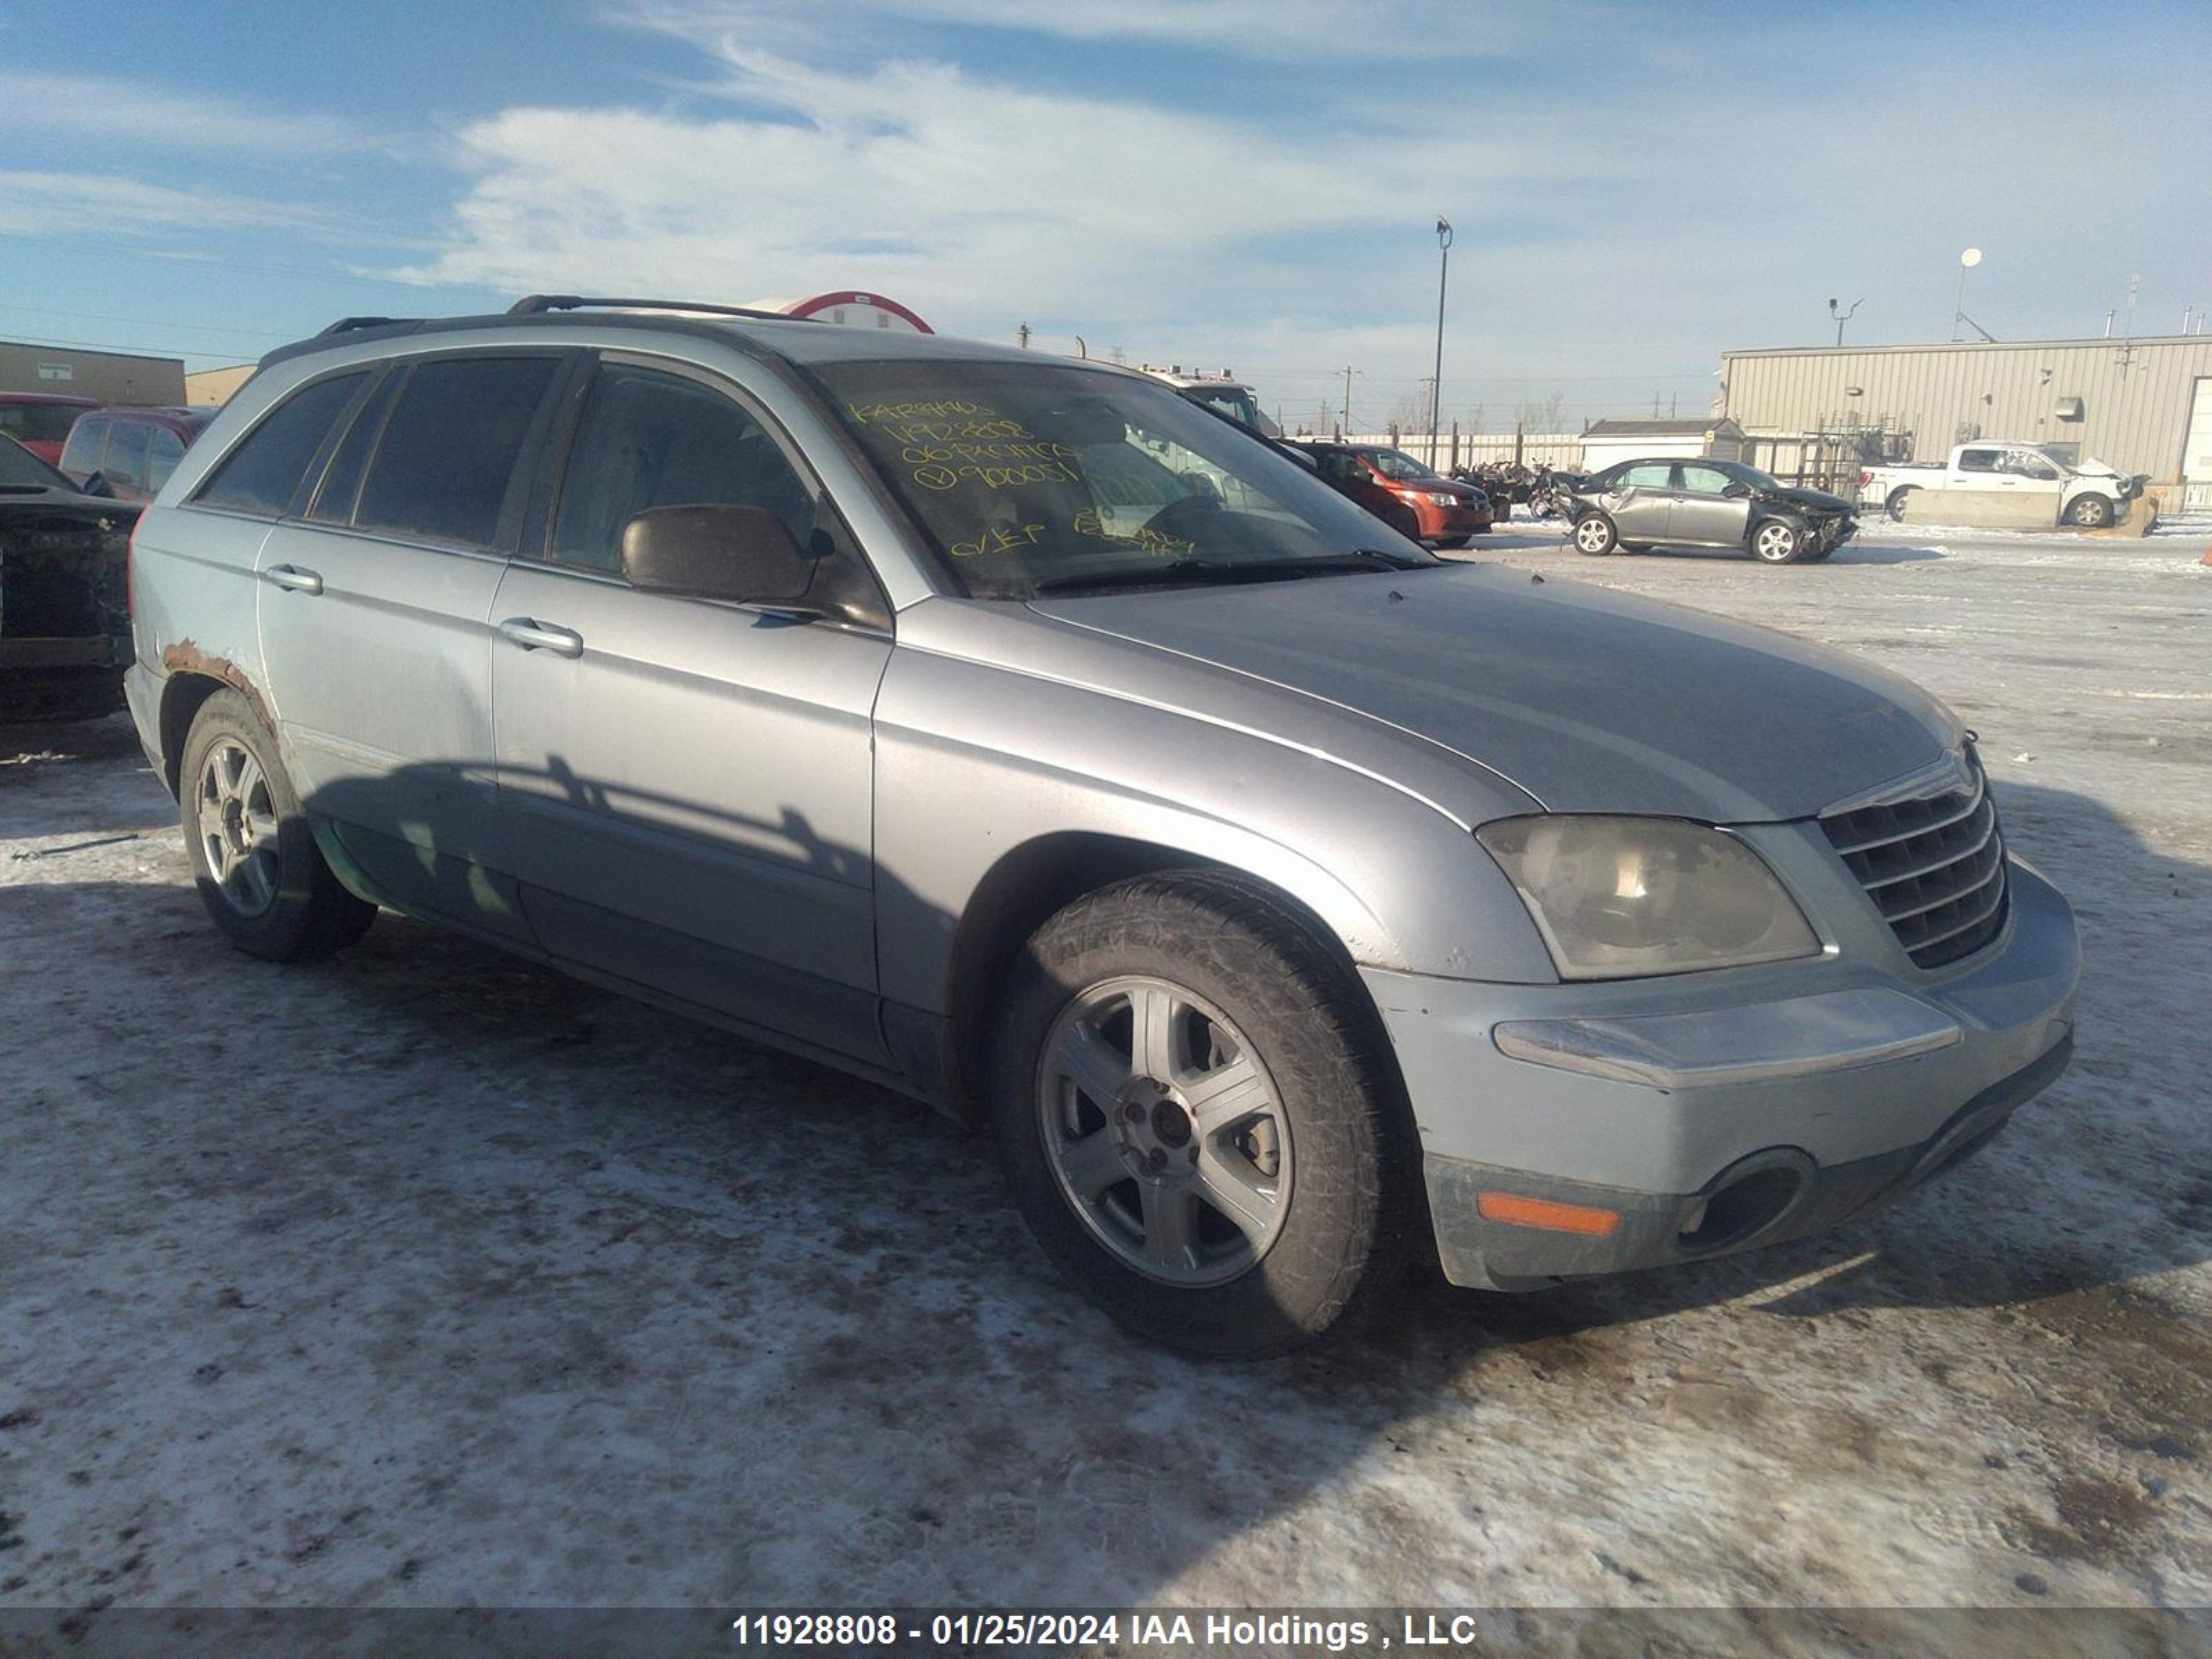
[1,524,2207,1636]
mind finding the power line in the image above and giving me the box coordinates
[0,329,257,367]
[16,234,508,298]
[0,304,292,342]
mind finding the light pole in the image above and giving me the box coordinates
[1951,247,1981,341]
[1430,216,1452,467]
[1828,296,1864,346]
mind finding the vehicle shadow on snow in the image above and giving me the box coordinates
[5,754,2205,1611]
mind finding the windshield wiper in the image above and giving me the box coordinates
[1031,549,1426,596]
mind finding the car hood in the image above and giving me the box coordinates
[1767,485,1855,516]
[1030,564,1958,823]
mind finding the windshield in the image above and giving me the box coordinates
[0,404,86,446]
[1367,449,1441,482]
[1183,385,1262,429]
[0,435,73,490]
[2034,445,2086,474]
[814,359,1431,597]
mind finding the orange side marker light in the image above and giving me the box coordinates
[1477,1191,1622,1237]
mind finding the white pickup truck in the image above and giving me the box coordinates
[1858,442,2144,527]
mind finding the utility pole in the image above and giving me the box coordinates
[1016,322,1031,349]
[1430,218,1453,469]
[1341,366,1354,436]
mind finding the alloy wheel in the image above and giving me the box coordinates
[195,739,281,919]
[1035,976,1293,1286]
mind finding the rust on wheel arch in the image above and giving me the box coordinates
[159,639,283,796]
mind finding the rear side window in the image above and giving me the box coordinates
[1957,448,1999,473]
[195,372,368,516]
[59,417,107,480]
[353,356,560,550]
[147,427,187,494]
[307,371,402,526]
[104,420,151,492]
[1620,463,1673,487]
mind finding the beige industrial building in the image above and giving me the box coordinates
[1718,335,2212,508]
[0,341,185,406]
[184,364,259,405]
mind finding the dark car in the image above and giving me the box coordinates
[0,392,102,467]
[57,405,220,504]
[0,433,140,720]
[1291,442,1493,546]
[1567,457,1855,565]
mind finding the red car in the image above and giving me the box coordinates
[0,391,101,466]
[57,405,219,503]
[1291,441,1494,547]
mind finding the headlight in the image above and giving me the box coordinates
[1477,816,1821,980]
[1426,491,1458,507]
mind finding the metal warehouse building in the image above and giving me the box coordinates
[1718,336,2212,509]
[0,341,186,406]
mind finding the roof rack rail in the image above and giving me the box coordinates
[317,316,419,337]
[506,294,809,324]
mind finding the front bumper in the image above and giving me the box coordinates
[1365,856,2079,1289]
[1813,514,1857,552]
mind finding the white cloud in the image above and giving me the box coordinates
[608,0,1566,62]
[0,72,379,155]
[0,171,358,238]
[391,41,1546,339]
[391,3,2208,425]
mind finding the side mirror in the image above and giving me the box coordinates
[619,504,819,608]
[79,470,117,498]
[1722,482,1753,499]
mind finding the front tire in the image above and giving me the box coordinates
[2065,494,2112,528]
[1750,519,1806,563]
[1573,513,1618,556]
[180,689,377,962]
[988,872,1419,1356]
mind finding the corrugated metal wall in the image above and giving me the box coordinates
[1718,337,2212,483]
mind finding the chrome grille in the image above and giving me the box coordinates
[1821,762,2009,969]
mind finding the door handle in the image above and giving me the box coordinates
[264,564,324,594]
[498,617,583,657]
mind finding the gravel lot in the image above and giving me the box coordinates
[2,520,2207,1633]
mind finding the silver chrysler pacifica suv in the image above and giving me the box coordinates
[123,297,2080,1355]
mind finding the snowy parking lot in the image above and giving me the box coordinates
[2,521,2208,1633]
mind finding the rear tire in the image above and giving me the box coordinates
[1885,487,1916,522]
[1572,514,1618,556]
[179,690,377,962]
[988,871,1420,1357]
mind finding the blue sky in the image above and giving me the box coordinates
[1,0,2203,432]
